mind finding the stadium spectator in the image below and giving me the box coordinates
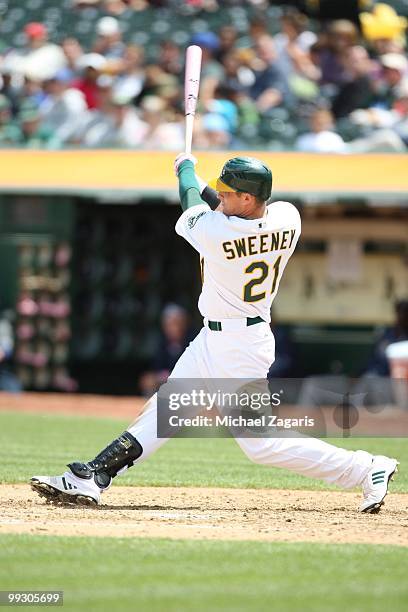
[296,108,347,153]
[17,105,61,148]
[71,53,107,109]
[194,111,232,149]
[22,22,50,54]
[216,25,238,63]
[349,76,408,128]
[274,9,319,82]
[250,35,293,112]
[113,44,145,101]
[96,92,148,147]
[347,126,406,153]
[0,95,21,145]
[314,20,359,86]
[364,300,408,377]
[39,69,87,140]
[135,64,179,106]
[138,95,184,150]
[207,84,238,131]
[376,53,408,109]
[368,35,406,59]
[158,41,183,78]
[93,17,126,60]
[139,303,193,396]
[225,83,260,143]
[15,73,45,111]
[0,62,20,117]
[238,15,269,48]
[61,38,84,79]
[222,49,256,92]
[15,22,66,81]
[61,76,116,146]
[332,46,376,118]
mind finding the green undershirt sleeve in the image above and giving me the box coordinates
[178,160,206,211]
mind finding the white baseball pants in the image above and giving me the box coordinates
[128,321,373,488]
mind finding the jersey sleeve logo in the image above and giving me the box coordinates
[187,210,207,229]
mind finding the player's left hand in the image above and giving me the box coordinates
[174,153,197,176]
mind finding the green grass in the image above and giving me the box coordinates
[1,535,407,612]
[0,411,406,491]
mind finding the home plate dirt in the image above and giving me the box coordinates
[1,485,407,545]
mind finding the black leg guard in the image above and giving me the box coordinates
[68,431,143,489]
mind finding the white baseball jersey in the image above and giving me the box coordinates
[175,200,301,322]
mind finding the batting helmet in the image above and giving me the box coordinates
[209,157,272,201]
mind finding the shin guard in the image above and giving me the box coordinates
[68,431,143,489]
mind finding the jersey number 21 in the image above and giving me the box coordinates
[200,257,282,303]
[243,258,282,302]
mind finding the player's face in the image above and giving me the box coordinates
[217,191,247,216]
[217,191,263,219]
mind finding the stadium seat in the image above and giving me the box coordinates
[0,1,310,49]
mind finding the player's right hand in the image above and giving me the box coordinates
[174,153,197,176]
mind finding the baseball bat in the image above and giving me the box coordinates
[184,45,202,154]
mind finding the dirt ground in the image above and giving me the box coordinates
[0,392,144,420]
[1,392,407,545]
[1,484,407,545]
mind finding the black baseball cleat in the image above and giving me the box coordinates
[30,471,101,507]
[359,455,399,513]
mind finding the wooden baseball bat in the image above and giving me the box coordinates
[184,45,202,155]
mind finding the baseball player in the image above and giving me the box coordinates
[31,155,398,513]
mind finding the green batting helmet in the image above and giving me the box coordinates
[210,157,272,201]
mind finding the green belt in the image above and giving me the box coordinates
[208,316,264,331]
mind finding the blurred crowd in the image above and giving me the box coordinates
[0,1,407,150]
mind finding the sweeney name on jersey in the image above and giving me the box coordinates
[175,201,301,322]
[222,229,297,260]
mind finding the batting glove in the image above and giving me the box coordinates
[174,153,197,176]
